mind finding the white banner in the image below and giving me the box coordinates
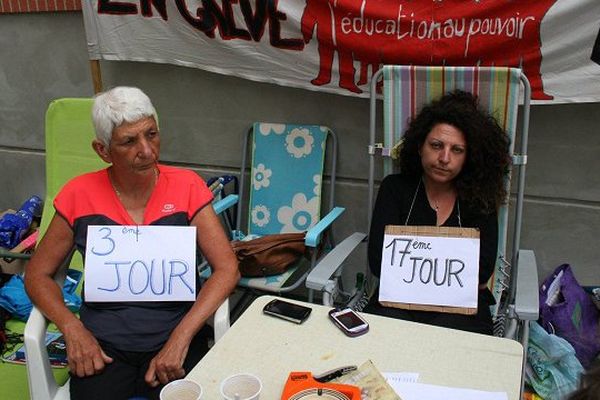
[82,1,600,103]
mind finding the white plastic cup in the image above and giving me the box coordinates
[220,373,262,400]
[159,379,203,400]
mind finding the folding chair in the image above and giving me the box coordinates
[202,123,346,314]
[0,98,104,400]
[306,66,539,396]
[20,98,232,400]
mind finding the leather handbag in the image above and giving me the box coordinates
[232,232,307,277]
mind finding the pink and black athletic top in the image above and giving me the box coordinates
[54,164,213,351]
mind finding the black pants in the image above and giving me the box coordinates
[69,331,209,400]
[364,288,495,335]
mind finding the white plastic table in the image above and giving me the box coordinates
[186,295,523,399]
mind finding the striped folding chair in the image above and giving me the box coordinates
[307,66,540,399]
[370,65,539,396]
[378,66,522,316]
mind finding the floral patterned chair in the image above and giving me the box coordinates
[206,122,345,309]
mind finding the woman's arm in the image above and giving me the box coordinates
[478,210,499,285]
[145,204,239,386]
[24,215,113,377]
[368,176,404,278]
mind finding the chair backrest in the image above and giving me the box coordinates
[238,123,336,237]
[40,98,106,270]
[383,66,521,174]
[370,66,531,312]
[40,98,105,234]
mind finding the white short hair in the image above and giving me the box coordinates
[92,86,158,146]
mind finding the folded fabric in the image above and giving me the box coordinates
[0,269,82,321]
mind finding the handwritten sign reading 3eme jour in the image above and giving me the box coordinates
[379,226,480,310]
[85,225,196,302]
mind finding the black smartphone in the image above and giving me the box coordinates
[328,308,369,337]
[262,299,312,324]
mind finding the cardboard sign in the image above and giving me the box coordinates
[85,225,196,302]
[379,226,480,315]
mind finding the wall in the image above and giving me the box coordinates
[0,12,598,286]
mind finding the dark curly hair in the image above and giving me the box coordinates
[398,90,511,214]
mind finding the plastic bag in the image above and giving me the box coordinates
[539,264,600,368]
[525,321,584,400]
[0,195,42,249]
[0,269,82,321]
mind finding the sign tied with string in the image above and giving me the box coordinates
[379,226,480,315]
[85,225,196,302]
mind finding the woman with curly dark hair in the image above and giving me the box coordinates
[365,90,511,335]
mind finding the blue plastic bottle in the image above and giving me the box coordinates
[0,195,42,249]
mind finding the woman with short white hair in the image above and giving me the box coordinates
[25,86,240,399]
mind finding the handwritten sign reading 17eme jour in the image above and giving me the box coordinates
[379,226,480,314]
[85,225,196,302]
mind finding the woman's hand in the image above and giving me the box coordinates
[144,333,190,387]
[25,215,112,377]
[62,319,113,377]
[143,203,239,388]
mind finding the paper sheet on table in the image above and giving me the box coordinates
[333,360,400,400]
[388,382,508,400]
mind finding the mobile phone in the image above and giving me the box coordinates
[328,308,369,337]
[263,299,312,324]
